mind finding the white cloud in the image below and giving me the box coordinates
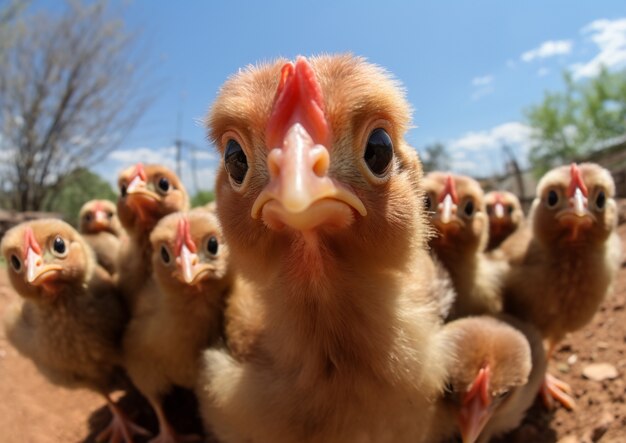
[521,40,573,62]
[470,75,494,101]
[450,122,533,152]
[571,18,626,78]
[537,67,551,77]
[472,75,493,86]
[448,122,535,176]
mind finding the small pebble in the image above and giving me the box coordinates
[582,363,619,381]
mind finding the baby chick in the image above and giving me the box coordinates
[484,191,524,251]
[78,199,124,276]
[197,55,454,443]
[116,163,189,310]
[123,209,230,442]
[434,315,546,443]
[423,172,505,319]
[503,163,622,409]
[1,219,147,442]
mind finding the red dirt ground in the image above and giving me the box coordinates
[0,227,625,443]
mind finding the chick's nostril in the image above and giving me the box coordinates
[310,145,330,177]
[267,149,284,179]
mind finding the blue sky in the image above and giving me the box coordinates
[36,1,626,193]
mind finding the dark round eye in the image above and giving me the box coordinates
[224,139,248,185]
[84,213,93,222]
[497,390,511,400]
[160,246,171,264]
[157,177,170,193]
[547,190,559,208]
[107,211,113,219]
[463,200,475,217]
[424,194,432,211]
[596,191,606,209]
[10,254,21,271]
[52,236,66,256]
[206,236,219,255]
[507,205,514,215]
[364,128,393,177]
[120,184,127,197]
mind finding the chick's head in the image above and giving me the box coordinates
[117,163,189,234]
[1,219,94,299]
[423,172,487,253]
[532,163,616,245]
[150,209,230,295]
[208,55,428,279]
[78,199,120,235]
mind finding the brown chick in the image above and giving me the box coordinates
[1,219,147,442]
[502,162,622,409]
[484,191,524,251]
[116,163,189,310]
[434,315,546,443]
[423,172,506,319]
[123,209,230,442]
[196,55,454,443]
[78,199,125,276]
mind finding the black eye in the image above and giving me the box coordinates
[161,246,171,264]
[596,191,606,209]
[424,195,432,211]
[10,254,21,271]
[547,190,559,208]
[52,236,66,256]
[158,177,170,193]
[84,213,93,222]
[107,211,113,219]
[497,390,511,400]
[463,200,475,217]
[206,236,219,255]
[224,139,248,185]
[120,184,127,197]
[364,128,393,177]
[507,205,514,215]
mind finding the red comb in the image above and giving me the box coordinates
[22,227,42,260]
[568,163,588,198]
[464,365,491,407]
[494,193,503,204]
[174,217,197,256]
[439,175,459,204]
[93,200,104,212]
[132,163,147,182]
[266,57,329,150]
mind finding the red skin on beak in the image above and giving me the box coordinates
[439,175,459,204]
[266,57,330,150]
[175,218,197,256]
[567,163,588,199]
[23,227,42,260]
[252,57,366,230]
[458,366,493,443]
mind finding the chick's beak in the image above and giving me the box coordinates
[252,57,366,230]
[177,243,201,285]
[174,218,205,285]
[567,163,589,217]
[23,228,61,285]
[494,202,505,219]
[438,175,459,225]
[458,366,493,443]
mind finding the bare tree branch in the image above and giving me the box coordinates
[0,0,152,211]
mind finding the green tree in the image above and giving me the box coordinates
[191,190,215,208]
[42,168,116,225]
[527,67,626,177]
[420,142,451,172]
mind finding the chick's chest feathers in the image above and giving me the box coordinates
[4,290,126,392]
[504,230,621,338]
[123,278,226,393]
